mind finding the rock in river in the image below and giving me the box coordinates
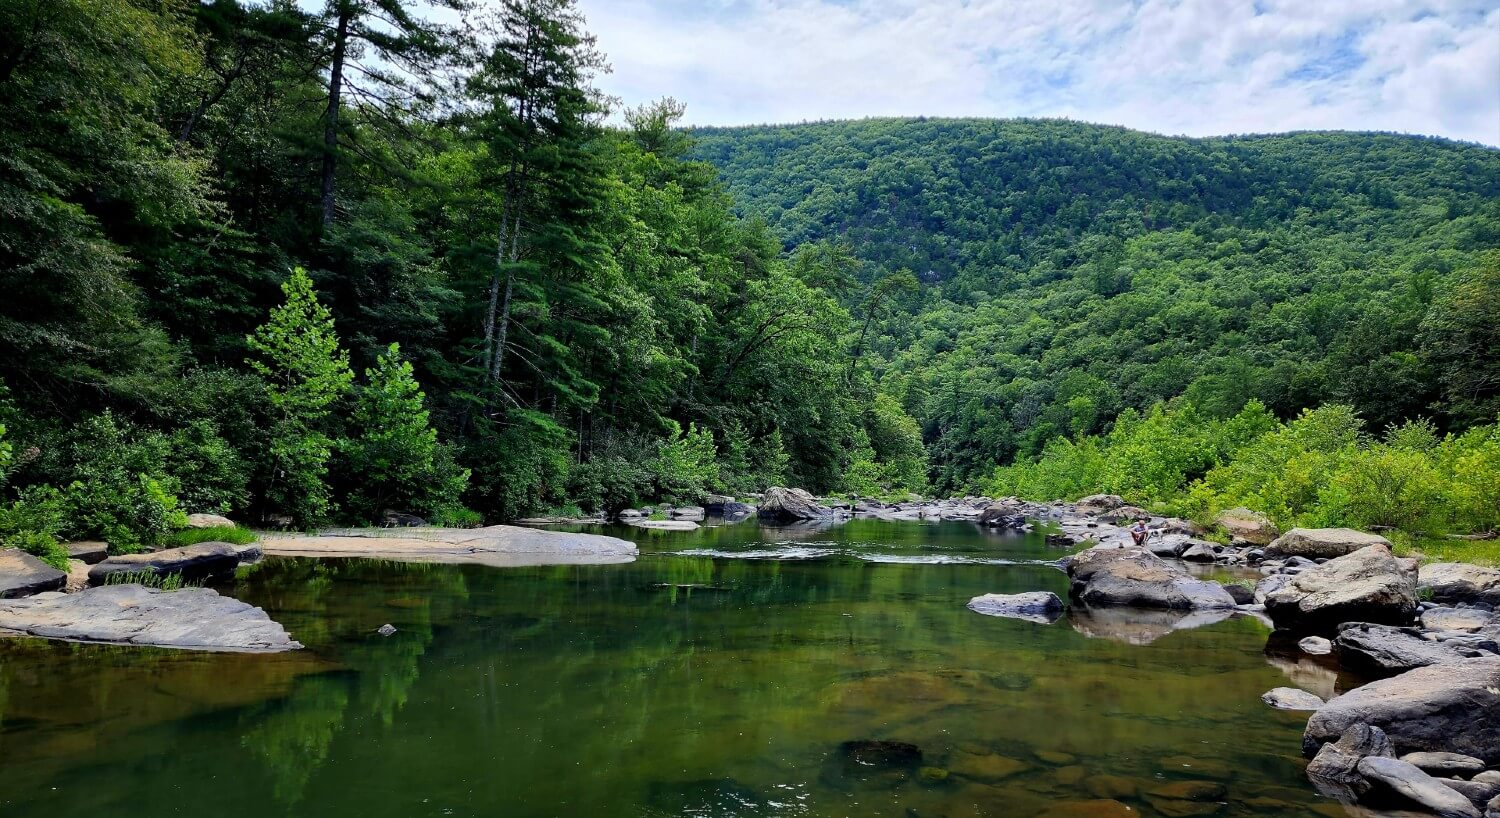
[1267,527,1392,559]
[1356,756,1481,818]
[1264,544,1418,633]
[1066,547,1236,610]
[757,487,833,521]
[967,592,1064,624]
[1304,656,1500,764]
[261,525,637,567]
[1399,752,1487,777]
[1262,687,1325,711]
[1419,563,1500,606]
[0,548,66,598]
[1307,723,1395,801]
[88,542,240,584]
[0,584,302,652]
[1335,622,1495,677]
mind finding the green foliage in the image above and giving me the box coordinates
[337,343,469,522]
[167,526,258,547]
[2,530,69,570]
[650,422,718,503]
[995,400,1500,537]
[247,268,353,525]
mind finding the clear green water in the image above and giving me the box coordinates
[0,520,1339,817]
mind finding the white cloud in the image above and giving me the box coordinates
[574,0,1500,145]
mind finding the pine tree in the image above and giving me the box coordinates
[247,267,353,523]
[339,343,468,521]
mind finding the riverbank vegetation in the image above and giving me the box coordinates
[1,1,1497,558]
[0,0,926,555]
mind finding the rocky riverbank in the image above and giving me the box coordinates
[957,492,1500,818]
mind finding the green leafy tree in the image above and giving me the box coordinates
[247,268,354,524]
[338,343,469,521]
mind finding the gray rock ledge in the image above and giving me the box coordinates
[261,524,637,567]
[0,585,302,652]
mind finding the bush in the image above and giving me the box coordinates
[166,419,250,515]
[3,530,68,570]
[650,422,717,503]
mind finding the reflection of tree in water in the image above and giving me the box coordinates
[232,557,469,802]
[240,672,351,805]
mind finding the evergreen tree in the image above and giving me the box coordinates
[338,343,469,521]
[247,267,354,523]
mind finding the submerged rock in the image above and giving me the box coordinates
[0,548,66,598]
[1264,544,1418,633]
[757,487,833,521]
[1268,527,1392,559]
[1304,657,1500,764]
[1357,756,1481,818]
[0,585,301,652]
[1299,635,1334,655]
[966,591,1064,624]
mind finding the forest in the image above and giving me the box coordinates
[1,0,1498,565]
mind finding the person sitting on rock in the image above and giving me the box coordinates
[1129,518,1149,547]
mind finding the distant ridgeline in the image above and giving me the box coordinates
[691,118,1500,491]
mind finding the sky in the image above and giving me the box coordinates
[571,0,1500,146]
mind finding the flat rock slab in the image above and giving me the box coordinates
[0,585,301,652]
[89,542,240,584]
[262,525,637,567]
[1357,756,1481,818]
[627,520,700,531]
[0,548,66,598]
[64,541,109,564]
[1420,563,1500,606]
[1268,527,1391,559]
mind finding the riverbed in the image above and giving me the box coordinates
[0,519,1337,817]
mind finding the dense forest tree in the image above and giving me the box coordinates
[692,119,1500,491]
[0,0,1495,560]
[0,0,926,557]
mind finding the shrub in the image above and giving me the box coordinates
[650,422,717,503]
[3,530,69,570]
[166,419,250,515]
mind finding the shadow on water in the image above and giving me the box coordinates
[0,520,1340,817]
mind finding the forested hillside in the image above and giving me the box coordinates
[692,119,1500,491]
[0,0,926,559]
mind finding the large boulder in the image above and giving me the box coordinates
[1267,527,1391,559]
[967,592,1063,624]
[667,506,706,521]
[1264,544,1418,633]
[185,512,236,529]
[0,585,301,652]
[1075,494,1125,515]
[1304,657,1500,764]
[1419,563,1500,606]
[1066,547,1236,610]
[0,548,67,598]
[1335,622,1495,677]
[1215,507,1278,545]
[87,542,241,584]
[758,487,833,521]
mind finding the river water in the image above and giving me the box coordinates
[0,519,1343,817]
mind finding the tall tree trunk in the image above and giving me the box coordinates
[320,6,351,227]
[481,191,513,379]
[488,208,521,386]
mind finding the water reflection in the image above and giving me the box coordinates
[0,521,1337,818]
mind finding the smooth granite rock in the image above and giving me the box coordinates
[1265,544,1418,633]
[1066,547,1236,610]
[1305,657,1500,764]
[1267,527,1392,559]
[0,584,301,652]
[1356,756,1481,818]
[0,548,67,598]
[88,542,240,584]
[1262,687,1325,711]
[1420,563,1500,606]
[967,592,1064,624]
[262,525,637,567]
[1336,621,1495,677]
